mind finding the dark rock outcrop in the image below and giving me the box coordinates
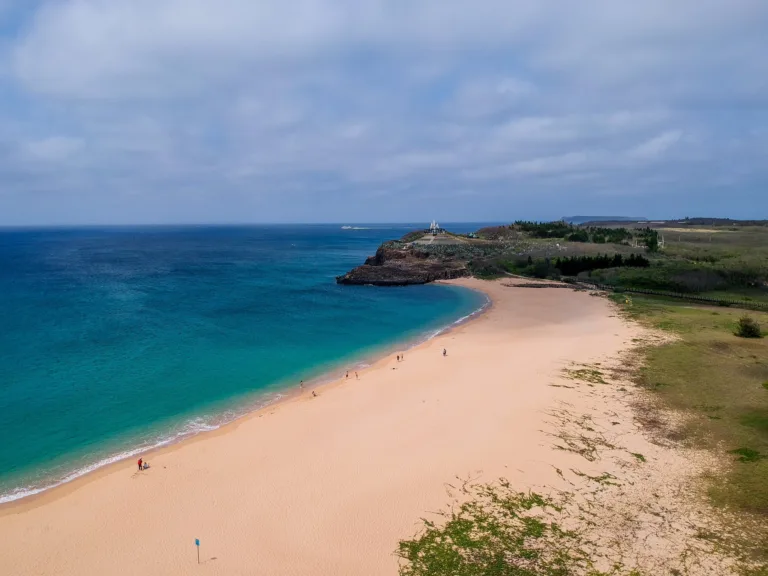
[336,245,469,286]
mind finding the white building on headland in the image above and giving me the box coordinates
[428,220,445,235]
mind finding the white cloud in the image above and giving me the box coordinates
[627,130,683,160]
[22,136,84,161]
[447,77,536,118]
[12,0,767,100]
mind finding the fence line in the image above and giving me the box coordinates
[573,281,768,312]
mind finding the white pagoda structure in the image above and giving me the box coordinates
[428,220,444,235]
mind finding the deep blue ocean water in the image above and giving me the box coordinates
[0,224,487,502]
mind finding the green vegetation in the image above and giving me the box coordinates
[491,254,649,282]
[401,230,428,243]
[511,221,652,249]
[505,258,560,280]
[396,480,645,576]
[679,217,768,227]
[585,227,633,244]
[736,316,763,338]
[398,220,768,302]
[613,294,768,561]
[474,221,768,296]
[595,225,768,294]
[564,366,607,385]
[554,254,649,276]
[514,220,575,239]
[731,448,765,463]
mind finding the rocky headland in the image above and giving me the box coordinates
[335,243,470,286]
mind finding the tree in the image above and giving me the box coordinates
[645,232,659,253]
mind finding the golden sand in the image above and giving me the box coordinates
[2,278,696,575]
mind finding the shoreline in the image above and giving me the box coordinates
[1,277,662,576]
[0,283,491,513]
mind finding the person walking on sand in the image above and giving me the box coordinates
[443,348,447,357]
[300,380,304,390]
[137,457,143,471]
[355,372,359,379]
[346,371,349,379]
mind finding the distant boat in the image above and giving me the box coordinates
[341,226,352,229]
[341,226,371,230]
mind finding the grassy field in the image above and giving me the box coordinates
[700,288,768,306]
[614,294,768,564]
[453,222,768,296]
[591,225,768,294]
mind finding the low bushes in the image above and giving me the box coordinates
[735,316,762,338]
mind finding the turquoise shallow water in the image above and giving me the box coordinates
[0,224,487,502]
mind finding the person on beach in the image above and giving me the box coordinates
[312,391,317,397]
[137,458,143,471]
[355,372,359,379]
[345,371,349,379]
[300,380,304,390]
[396,355,400,362]
[443,348,447,357]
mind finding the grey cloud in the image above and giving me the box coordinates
[0,1,766,224]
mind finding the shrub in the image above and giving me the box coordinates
[467,258,507,279]
[514,220,574,239]
[735,316,762,338]
[530,259,558,279]
[566,229,590,242]
[400,230,426,243]
[730,448,764,462]
[554,253,649,276]
[397,480,647,576]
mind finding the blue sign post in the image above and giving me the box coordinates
[195,539,200,564]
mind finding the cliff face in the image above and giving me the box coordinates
[336,245,469,286]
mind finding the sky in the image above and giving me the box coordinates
[0,1,767,225]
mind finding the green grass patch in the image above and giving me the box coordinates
[615,295,768,560]
[701,288,768,305]
[397,480,646,576]
[563,366,607,385]
[630,452,646,463]
[730,448,765,463]
[741,411,768,434]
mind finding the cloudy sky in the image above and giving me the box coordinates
[1,1,766,225]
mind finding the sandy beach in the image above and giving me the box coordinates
[0,278,671,575]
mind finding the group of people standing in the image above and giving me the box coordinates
[135,348,449,474]
[295,347,447,400]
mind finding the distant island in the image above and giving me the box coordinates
[562,216,647,225]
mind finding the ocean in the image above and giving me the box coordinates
[0,224,488,503]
